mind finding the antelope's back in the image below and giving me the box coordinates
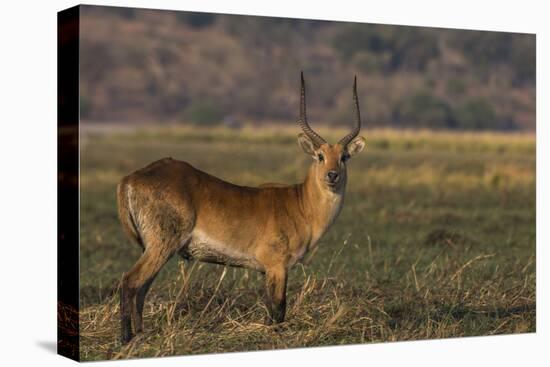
[117,157,276,239]
[119,157,306,244]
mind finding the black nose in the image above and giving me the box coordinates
[327,171,339,183]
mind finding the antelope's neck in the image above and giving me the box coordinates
[299,165,345,248]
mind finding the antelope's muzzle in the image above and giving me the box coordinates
[326,171,340,185]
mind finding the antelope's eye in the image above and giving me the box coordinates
[317,154,324,162]
[341,153,350,162]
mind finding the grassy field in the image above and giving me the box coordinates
[79,125,535,361]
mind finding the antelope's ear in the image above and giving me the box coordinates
[347,136,366,156]
[298,133,317,157]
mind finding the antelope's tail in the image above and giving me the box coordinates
[116,178,145,250]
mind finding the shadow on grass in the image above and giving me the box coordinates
[434,303,536,320]
[386,302,536,330]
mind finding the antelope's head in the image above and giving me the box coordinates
[297,72,366,192]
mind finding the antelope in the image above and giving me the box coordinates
[117,72,366,343]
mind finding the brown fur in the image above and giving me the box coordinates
[117,75,366,343]
[117,138,365,343]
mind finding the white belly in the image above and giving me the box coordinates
[182,230,262,270]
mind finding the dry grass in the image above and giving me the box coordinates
[80,251,534,360]
[79,125,535,360]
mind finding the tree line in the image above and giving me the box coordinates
[79,6,535,130]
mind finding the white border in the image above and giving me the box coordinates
[0,1,546,366]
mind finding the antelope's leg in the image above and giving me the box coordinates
[120,275,134,344]
[120,246,175,343]
[134,275,156,334]
[265,266,288,324]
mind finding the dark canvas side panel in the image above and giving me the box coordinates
[58,5,80,362]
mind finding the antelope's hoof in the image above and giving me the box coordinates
[121,331,134,345]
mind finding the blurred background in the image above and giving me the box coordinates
[80,5,535,131]
[78,6,535,360]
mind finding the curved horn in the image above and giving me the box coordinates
[298,71,326,148]
[339,76,362,147]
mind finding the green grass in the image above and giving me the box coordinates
[79,125,535,361]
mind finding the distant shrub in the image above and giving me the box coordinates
[446,78,467,97]
[184,100,223,126]
[352,51,389,74]
[453,97,497,130]
[449,31,535,85]
[112,8,136,19]
[176,12,217,29]
[510,37,536,85]
[333,25,439,71]
[394,91,454,129]
[332,25,386,60]
[387,28,439,71]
